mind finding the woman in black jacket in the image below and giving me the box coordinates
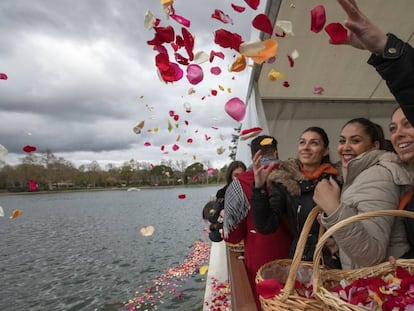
[251,127,341,267]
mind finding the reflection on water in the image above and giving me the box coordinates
[0,186,218,311]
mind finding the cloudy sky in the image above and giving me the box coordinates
[0,0,260,170]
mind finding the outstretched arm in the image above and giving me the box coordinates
[334,0,387,53]
[335,0,414,126]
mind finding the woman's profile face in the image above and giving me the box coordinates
[390,108,414,163]
[337,122,377,167]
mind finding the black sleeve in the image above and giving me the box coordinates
[368,33,414,126]
[251,182,287,234]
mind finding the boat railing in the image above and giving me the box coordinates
[226,246,256,310]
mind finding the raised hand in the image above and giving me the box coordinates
[313,176,341,216]
[252,150,277,188]
[334,0,387,54]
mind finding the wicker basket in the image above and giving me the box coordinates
[312,209,414,311]
[255,206,323,311]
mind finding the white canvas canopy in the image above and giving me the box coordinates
[236,0,414,165]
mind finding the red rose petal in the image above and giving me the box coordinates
[324,23,348,44]
[211,89,218,96]
[287,55,294,67]
[231,3,246,13]
[172,144,179,151]
[209,50,225,62]
[0,73,8,80]
[256,279,283,299]
[174,52,189,65]
[310,5,326,33]
[275,31,286,37]
[214,29,243,51]
[182,27,194,61]
[178,194,186,199]
[144,142,151,147]
[283,81,290,87]
[252,14,273,35]
[211,9,233,24]
[23,145,36,153]
[187,138,193,143]
[244,0,260,10]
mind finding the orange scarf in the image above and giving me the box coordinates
[300,163,337,181]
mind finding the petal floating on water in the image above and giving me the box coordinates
[199,265,209,275]
[0,73,8,80]
[140,225,155,237]
[9,209,23,220]
[178,194,186,199]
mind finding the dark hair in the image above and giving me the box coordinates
[301,126,331,163]
[343,118,386,150]
[250,135,278,157]
[202,201,214,220]
[225,161,247,185]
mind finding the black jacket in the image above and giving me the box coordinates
[251,159,341,267]
[368,33,414,126]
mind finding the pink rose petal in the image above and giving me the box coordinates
[225,97,246,122]
[210,67,222,75]
[186,64,204,85]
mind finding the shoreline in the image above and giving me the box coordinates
[0,183,225,196]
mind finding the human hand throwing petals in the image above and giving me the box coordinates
[335,0,388,54]
[313,177,340,216]
[252,150,277,188]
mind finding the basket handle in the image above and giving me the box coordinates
[280,205,321,301]
[312,209,414,296]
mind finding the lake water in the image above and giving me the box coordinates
[0,186,219,311]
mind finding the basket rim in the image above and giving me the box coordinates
[312,209,414,310]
